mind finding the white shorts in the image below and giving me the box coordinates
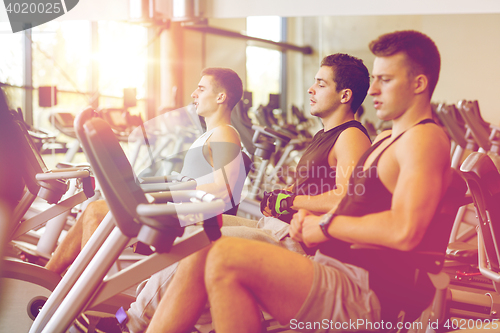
[292,250,381,332]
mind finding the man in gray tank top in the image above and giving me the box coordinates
[45,68,245,275]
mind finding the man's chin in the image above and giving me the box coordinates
[376,110,390,121]
[309,108,319,117]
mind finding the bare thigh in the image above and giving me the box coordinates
[206,237,314,324]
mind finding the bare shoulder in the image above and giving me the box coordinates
[331,125,372,167]
[372,129,392,144]
[338,125,371,141]
[396,123,450,168]
[208,125,241,146]
[335,126,372,151]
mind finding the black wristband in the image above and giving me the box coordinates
[319,213,336,240]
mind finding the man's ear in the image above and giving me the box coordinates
[340,89,353,104]
[217,92,227,104]
[414,74,428,95]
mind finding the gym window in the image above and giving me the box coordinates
[246,16,282,109]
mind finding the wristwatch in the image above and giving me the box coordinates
[319,213,336,240]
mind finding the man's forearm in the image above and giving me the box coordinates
[292,191,343,214]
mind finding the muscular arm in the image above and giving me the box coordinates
[291,127,371,214]
[299,125,451,251]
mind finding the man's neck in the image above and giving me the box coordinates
[390,100,434,138]
[321,107,355,131]
[204,107,232,131]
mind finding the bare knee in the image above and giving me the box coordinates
[87,200,108,217]
[84,200,108,227]
[205,237,251,288]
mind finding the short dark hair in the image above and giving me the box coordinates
[321,53,370,114]
[200,67,243,111]
[369,30,441,97]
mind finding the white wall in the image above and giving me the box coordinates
[165,13,500,127]
[208,0,500,18]
[180,18,247,106]
[2,1,499,126]
[291,14,500,126]
[1,0,495,22]
[157,18,247,110]
[427,14,500,126]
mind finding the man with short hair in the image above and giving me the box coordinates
[146,30,454,333]
[261,53,372,217]
[45,67,246,275]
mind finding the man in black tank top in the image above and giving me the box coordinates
[147,31,458,332]
[260,53,372,221]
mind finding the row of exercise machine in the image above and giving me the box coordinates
[0,93,323,332]
[0,104,226,333]
[431,100,500,327]
[2,92,500,332]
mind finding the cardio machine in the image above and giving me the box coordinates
[0,108,95,332]
[434,153,500,328]
[29,108,241,333]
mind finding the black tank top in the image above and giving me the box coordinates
[294,120,370,197]
[319,119,454,317]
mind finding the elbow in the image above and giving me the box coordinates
[391,229,424,252]
[388,213,429,252]
[394,240,418,252]
[206,189,229,203]
[196,182,227,200]
[210,187,231,205]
